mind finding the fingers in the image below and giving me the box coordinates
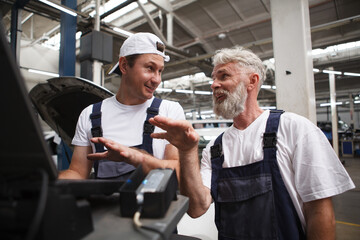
[87,152,107,161]
[151,132,168,140]
[91,137,114,145]
[149,116,171,130]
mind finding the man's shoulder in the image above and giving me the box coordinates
[279,111,319,134]
[281,111,314,124]
[158,98,182,108]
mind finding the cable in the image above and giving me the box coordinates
[25,169,49,240]
[133,199,166,239]
[133,207,143,228]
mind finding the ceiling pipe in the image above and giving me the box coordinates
[166,15,360,67]
[100,0,137,19]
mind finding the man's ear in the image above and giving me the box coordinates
[247,73,260,91]
[119,57,127,75]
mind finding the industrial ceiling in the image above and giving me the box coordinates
[1,0,360,117]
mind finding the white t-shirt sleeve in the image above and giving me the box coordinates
[283,113,355,202]
[71,105,92,147]
[200,139,215,190]
[162,101,185,121]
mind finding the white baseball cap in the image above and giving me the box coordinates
[109,32,170,75]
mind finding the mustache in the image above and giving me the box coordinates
[213,89,229,97]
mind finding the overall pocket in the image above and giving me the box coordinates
[217,174,278,239]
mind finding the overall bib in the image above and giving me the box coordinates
[90,98,162,179]
[210,110,305,240]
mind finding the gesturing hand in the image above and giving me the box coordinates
[87,137,143,166]
[149,115,199,152]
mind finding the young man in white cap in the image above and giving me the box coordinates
[58,32,185,180]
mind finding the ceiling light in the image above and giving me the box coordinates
[200,110,214,114]
[260,106,276,110]
[218,33,226,40]
[175,89,193,94]
[313,68,320,72]
[344,72,360,77]
[156,88,172,92]
[323,69,342,75]
[194,90,212,95]
[320,102,342,107]
[39,0,77,17]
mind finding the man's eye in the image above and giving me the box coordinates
[221,74,228,79]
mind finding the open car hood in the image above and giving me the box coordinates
[29,77,114,149]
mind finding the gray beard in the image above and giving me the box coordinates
[213,82,248,119]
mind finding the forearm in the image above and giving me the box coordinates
[304,198,335,240]
[58,146,92,179]
[58,168,88,179]
[140,152,178,173]
[179,148,212,218]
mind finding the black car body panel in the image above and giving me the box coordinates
[29,77,114,149]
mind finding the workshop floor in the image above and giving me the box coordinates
[334,157,360,240]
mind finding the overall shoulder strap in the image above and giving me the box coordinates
[210,132,225,200]
[90,101,105,153]
[142,98,163,154]
[263,110,284,163]
[90,101,104,178]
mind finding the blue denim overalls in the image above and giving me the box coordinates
[210,110,305,239]
[90,98,162,179]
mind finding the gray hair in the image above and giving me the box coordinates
[212,46,266,88]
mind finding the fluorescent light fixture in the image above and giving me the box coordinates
[323,69,342,75]
[344,72,360,77]
[156,88,172,92]
[28,68,59,77]
[320,102,342,107]
[194,90,212,95]
[313,68,320,72]
[175,89,193,94]
[208,80,214,84]
[200,110,213,114]
[355,100,360,104]
[39,0,77,17]
[260,106,276,110]
[261,85,276,90]
[113,27,133,37]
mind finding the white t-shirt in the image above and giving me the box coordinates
[200,110,355,229]
[72,96,185,160]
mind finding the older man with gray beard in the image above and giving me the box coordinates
[150,46,354,240]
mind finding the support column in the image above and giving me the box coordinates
[59,0,77,76]
[270,0,317,123]
[58,0,76,170]
[93,0,103,86]
[349,93,354,130]
[166,13,173,45]
[329,67,339,156]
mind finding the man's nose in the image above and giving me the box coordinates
[211,79,220,90]
[152,71,162,84]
